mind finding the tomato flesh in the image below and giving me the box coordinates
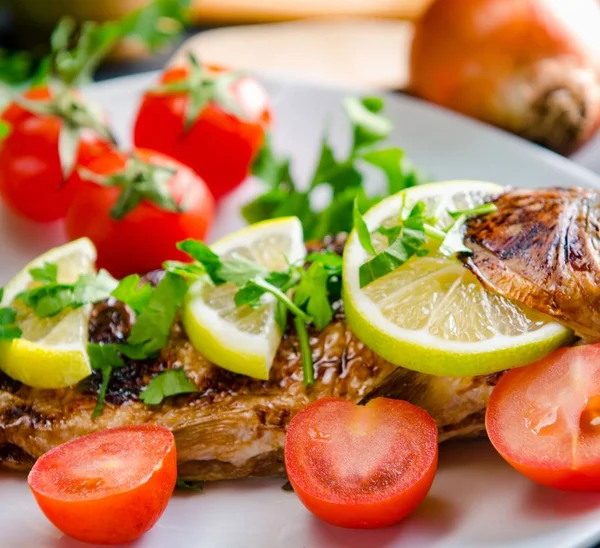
[133,65,271,200]
[65,147,215,278]
[486,344,600,491]
[285,397,438,528]
[28,425,177,545]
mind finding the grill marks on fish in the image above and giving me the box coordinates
[0,234,494,481]
[464,187,600,341]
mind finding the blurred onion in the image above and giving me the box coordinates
[409,0,600,155]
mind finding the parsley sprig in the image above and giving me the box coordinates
[244,96,426,241]
[16,267,117,318]
[0,0,190,88]
[170,240,343,385]
[140,369,198,405]
[355,200,497,287]
[0,288,22,341]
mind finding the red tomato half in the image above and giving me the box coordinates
[28,425,177,545]
[285,397,438,529]
[487,344,600,491]
[65,147,215,278]
[0,86,114,222]
[133,64,271,200]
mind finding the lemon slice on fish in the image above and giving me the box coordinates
[182,217,306,380]
[343,181,572,376]
[0,238,97,388]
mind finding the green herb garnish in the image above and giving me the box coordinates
[356,200,498,287]
[0,293,22,341]
[16,268,117,318]
[177,243,344,386]
[88,343,126,419]
[126,273,188,358]
[176,478,204,491]
[140,369,198,405]
[111,274,154,314]
[244,96,426,240]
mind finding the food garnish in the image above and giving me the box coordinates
[140,369,199,405]
[65,148,215,278]
[27,425,177,545]
[134,55,271,200]
[178,227,342,385]
[88,343,127,419]
[343,181,572,377]
[486,344,600,491]
[245,96,425,241]
[355,199,497,288]
[179,217,309,382]
[176,478,205,491]
[0,239,100,388]
[285,397,438,528]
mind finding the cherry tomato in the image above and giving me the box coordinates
[133,63,271,200]
[28,425,177,545]
[65,147,215,278]
[0,86,114,222]
[487,344,600,491]
[285,397,438,528]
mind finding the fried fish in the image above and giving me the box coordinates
[464,187,600,342]
[0,237,495,481]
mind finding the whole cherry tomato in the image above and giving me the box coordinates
[65,147,215,278]
[0,85,115,222]
[134,58,271,200]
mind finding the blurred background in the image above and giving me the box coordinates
[1,0,600,158]
[0,0,429,84]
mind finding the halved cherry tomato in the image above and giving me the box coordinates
[285,397,438,529]
[0,85,114,222]
[28,425,177,545]
[133,62,271,200]
[486,344,600,491]
[65,147,215,278]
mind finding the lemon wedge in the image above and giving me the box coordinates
[0,238,98,388]
[182,217,306,379]
[343,181,572,376]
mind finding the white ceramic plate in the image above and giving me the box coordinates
[2,73,600,548]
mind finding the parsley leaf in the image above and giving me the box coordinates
[176,478,204,491]
[344,96,392,152]
[88,343,126,419]
[218,255,269,286]
[358,202,429,288]
[0,305,22,341]
[440,214,472,257]
[29,263,58,284]
[246,95,426,241]
[353,199,376,255]
[294,262,335,330]
[177,240,222,283]
[127,273,188,357]
[140,369,198,405]
[16,269,117,318]
[111,274,154,314]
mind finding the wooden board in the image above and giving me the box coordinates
[188,0,431,24]
[172,18,413,90]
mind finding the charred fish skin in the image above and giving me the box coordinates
[0,236,493,481]
[464,187,600,342]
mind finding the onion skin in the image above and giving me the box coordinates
[409,0,600,155]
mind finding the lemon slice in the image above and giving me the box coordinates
[343,181,572,376]
[0,238,98,388]
[182,217,306,379]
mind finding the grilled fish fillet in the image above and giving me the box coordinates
[0,236,496,481]
[465,187,600,341]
